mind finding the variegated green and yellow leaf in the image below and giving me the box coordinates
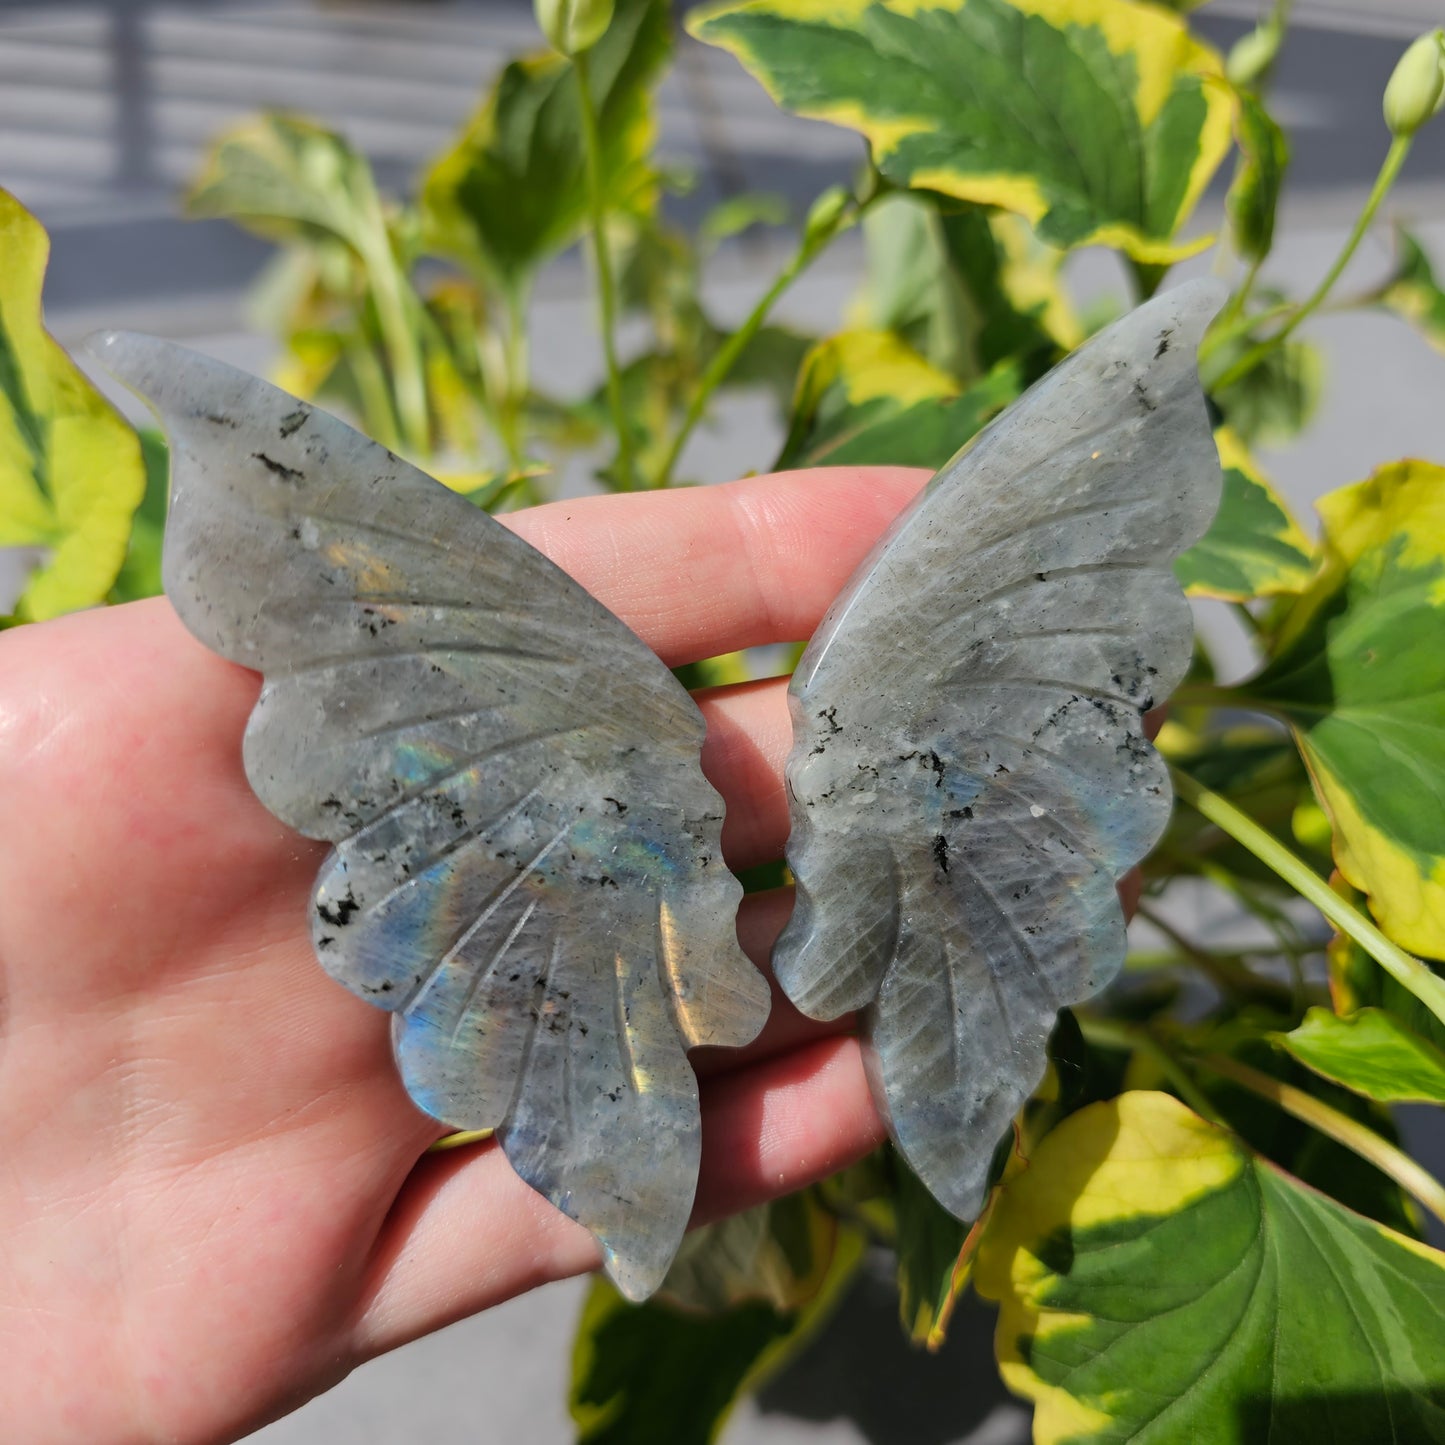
[658,1191,842,1315]
[1175,428,1315,599]
[1375,227,1445,356]
[1225,88,1289,263]
[571,1199,864,1445]
[1242,461,1445,956]
[0,189,145,621]
[422,0,669,295]
[1208,328,1324,447]
[848,195,1077,383]
[686,0,1235,262]
[776,328,1020,470]
[1330,880,1445,1053]
[1279,1005,1445,1105]
[975,1091,1445,1444]
[186,115,390,255]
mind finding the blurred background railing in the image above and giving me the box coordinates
[3,0,1443,340]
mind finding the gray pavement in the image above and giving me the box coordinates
[3,3,1445,1442]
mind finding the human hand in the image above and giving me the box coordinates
[0,465,939,1445]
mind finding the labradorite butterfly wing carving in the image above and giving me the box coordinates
[774,281,1227,1221]
[88,331,771,1301]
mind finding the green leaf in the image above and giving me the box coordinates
[1191,1019,1421,1238]
[891,1148,971,1349]
[1329,883,1445,1054]
[687,0,1235,263]
[187,115,435,457]
[850,195,1075,384]
[1175,428,1315,600]
[1210,329,1323,446]
[571,1283,794,1445]
[0,188,146,621]
[421,0,670,296]
[1241,460,1445,957]
[1375,227,1445,356]
[698,191,790,251]
[975,1091,1445,1443]
[776,328,1020,471]
[107,430,170,604]
[187,114,391,255]
[1280,1005,1445,1105]
[1226,90,1289,263]
[658,1191,843,1314]
[571,1198,864,1444]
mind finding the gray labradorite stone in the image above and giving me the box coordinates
[773,280,1227,1221]
[88,331,772,1301]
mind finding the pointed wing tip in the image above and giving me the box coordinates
[80,327,123,358]
[80,327,147,370]
[602,1244,669,1303]
[1156,277,1228,343]
[79,329,177,409]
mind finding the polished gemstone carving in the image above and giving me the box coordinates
[773,281,1227,1220]
[89,331,771,1301]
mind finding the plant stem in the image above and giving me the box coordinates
[498,286,529,470]
[345,334,402,453]
[1128,258,1169,304]
[1134,902,1297,1007]
[1211,135,1413,392]
[574,50,637,491]
[1168,680,1244,710]
[426,1128,494,1154]
[1230,600,1265,637]
[1197,1051,1445,1227]
[1076,1014,1226,1124]
[360,231,431,459]
[1171,767,1445,1028]
[656,205,851,488]
[1219,254,1266,332]
[1198,298,1295,364]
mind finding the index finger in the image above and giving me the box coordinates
[503,466,930,667]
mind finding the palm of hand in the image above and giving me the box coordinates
[0,468,921,1444]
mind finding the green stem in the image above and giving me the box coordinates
[1216,255,1265,334]
[1171,767,1445,1028]
[426,1128,494,1154]
[1211,135,1413,392]
[345,334,401,454]
[360,233,431,459]
[1075,1015,1226,1124]
[1230,599,1264,637]
[498,286,529,471]
[1198,298,1295,364]
[574,50,637,491]
[1168,680,1242,710]
[1197,1051,1445,1227]
[656,205,852,489]
[1128,258,1170,304]
[1134,902,1298,1008]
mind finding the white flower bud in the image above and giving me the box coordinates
[535,0,614,57]
[1384,29,1445,139]
[1226,23,1282,90]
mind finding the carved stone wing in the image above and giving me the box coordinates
[773,281,1226,1220]
[90,331,771,1300]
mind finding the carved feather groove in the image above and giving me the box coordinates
[89,327,770,1302]
[775,281,1227,1222]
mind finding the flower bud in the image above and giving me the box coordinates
[1226,23,1282,90]
[1384,29,1445,138]
[535,0,614,57]
[803,185,850,247]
